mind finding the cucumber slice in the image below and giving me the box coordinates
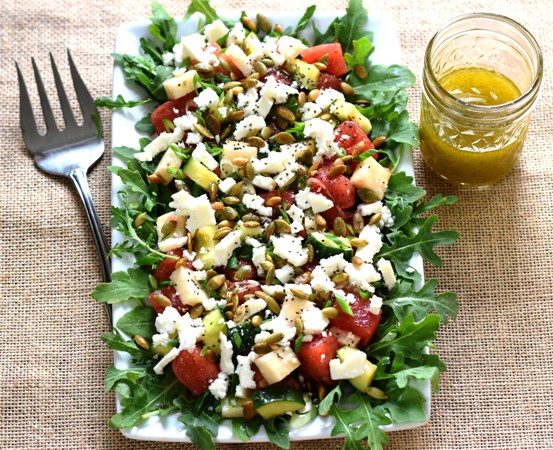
[308,231,353,261]
[251,386,305,419]
[182,157,220,191]
[202,309,227,355]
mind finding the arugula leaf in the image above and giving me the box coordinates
[329,392,390,450]
[108,166,157,210]
[101,331,152,359]
[354,65,416,98]
[413,194,458,215]
[386,111,420,147]
[345,37,374,86]
[95,95,151,109]
[109,371,181,428]
[319,384,342,415]
[378,215,460,266]
[376,386,428,425]
[264,417,291,449]
[231,417,263,442]
[176,395,221,450]
[113,146,140,161]
[149,2,178,51]
[105,366,148,391]
[368,314,441,359]
[135,114,155,135]
[92,268,151,304]
[385,279,459,324]
[386,172,426,204]
[116,306,157,339]
[288,5,317,37]
[184,0,220,25]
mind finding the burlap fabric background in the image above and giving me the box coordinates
[1,0,551,448]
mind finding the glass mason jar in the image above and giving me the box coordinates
[420,13,543,186]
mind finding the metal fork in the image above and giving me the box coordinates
[17,50,112,324]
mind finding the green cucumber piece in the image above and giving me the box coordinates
[202,308,227,355]
[308,231,353,261]
[251,386,305,419]
[182,157,220,191]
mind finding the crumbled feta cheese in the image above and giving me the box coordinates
[303,118,340,160]
[193,87,220,109]
[134,127,183,162]
[152,332,171,348]
[377,258,396,290]
[252,151,293,174]
[294,187,311,209]
[252,246,267,275]
[226,44,254,77]
[153,347,179,375]
[155,306,181,335]
[252,174,277,191]
[287,205,305,233]
[213,230,242,267]
[378,205,395,229]
[169,191,216,233]
[357,201,383,217]
[236,353,257,396]
[192,258,205,270]
[270,234,308,266]
[301,306,330,335]
[186,132,203,145]
[274,162,299,188]
[191,143,218,170]
[299,102,323,120]
[255,95,274,118]
[242,193,273,216]
[315,88,345,110]
[234,114,266,140]
[261,285,286,297]
[259,75,299,104]
[369,295,383,315]
[161,52,174,66]
[243,298,267,318]
[309,266,335,293]
[355,225,383,263]
[173,112,198,131]
[158,236,189,253]
[330,326,361,347]
[319,254,348,276]
[177,314,205,352]
[218,177,236,194]
[277,36,308,61]
[345,262,380,292]
[219,332,234,375]
[307,192,334,213]
[226,22,246,46]
[237,88,259,117]
[275,265,295,284]
[209,372,229,400]
[260,315,297,342]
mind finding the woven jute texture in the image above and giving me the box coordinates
[1,0,552,449]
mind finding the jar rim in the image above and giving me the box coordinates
[424,12,543,115]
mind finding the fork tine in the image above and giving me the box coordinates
[31,57,59,133]
[16,62,41,146]
[50,52,77,129]
[67,50,98,123]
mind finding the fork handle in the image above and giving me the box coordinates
[69,168,113,324]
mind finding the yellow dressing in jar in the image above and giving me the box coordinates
[419,13,543,186]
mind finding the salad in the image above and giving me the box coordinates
[93,1,460,449]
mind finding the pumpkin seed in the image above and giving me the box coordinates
[265,266,275,286]
[209,181,218,202]
[207,274,226,291]
[275,117,288,131]
[214,227,232,240]
[307,243,315,263]
[224,89,234,104]
[366,387,388,400]
[322,307,340,319]
[252,60,268,76]
[318,385,328,403]
[242,181,257,195]
[233,304,246,322]
[274,23,283,35]
[255,291,280,314]
[333,158,345,167]
[175,257,189,270]
[222,206,238,220]
[195,63,214,75]
[251,314,263,327]
[253,343,272,355]
[352,255,363,266]
[357,188,380,204]
[190,304,205,319]
[332,272,349,284]
[319,112,332,121]
[274,131,295,144]
[295,271,311,284]
[247,136,266,148]
[228,181,243,198]
[290,288,309,299]
[232,156,249,167]
[204,348,217,362]
[206,269,218,279]
[318,53,329,65]
[245,160,255,180]
[222,79,240,91]
[151,293,172,308]
[220,124,232,140]
[242,78,258,89]
[261,57,275,67]
[241,16,257,32]
[273,219,291,234]
[294,317,304,335]
[223,196,241,206]
[314,214,327,228]
[161,220,177,236]
[230,72,238,81]
[255,13,271,33]
[341,155,353,164]
[276,105,295,122]
[307,89,320,102]
[314,61,327,71]
[193,123,214,140]
[227,110,245,122]
[259,261,274,272]
[369,212,383,225]
[206,114,221,135]
[265,332,284,345]
[354,64,368,79]
[372,135,387,148]
[340,81,355,96]
[218,56,233,72]
[297,91,306,107]
[333,217,348,236]
[353,212,365,234]
[211,201,224,210]
[133,212,147,228]
[218,219,234,229]
[244,220,261,228]
[133,335,150,350]
[265,196,281,207]
[351,141,366,159]
[350,237,368,248]
[260,126,272,139]
[188,231,195,253]
[265,221,276,240]
[231,86,244,96]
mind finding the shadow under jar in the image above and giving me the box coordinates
[420,13,543,186]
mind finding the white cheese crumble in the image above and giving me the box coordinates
[315,88,345,110]
[355,225,383,263]
[307,191,334,213]
[193,87,220,109]
[369,295,383,315]
[208,372,229,400]
[213,230,242,267]
[234,114,266,140]
[242,193,273,217]
[218,177,236,194]
[173,112,198,131]
[303,118,339,160]
[191,143,218,170]
[153,347,180,375]
[235,353,257,397]
[259,75,299,104]
[169,191,216,233]
[270,234,308,267]
[377,258,397,290]
[275,264,295,284]
[329,350,367,380]
[301,306,330,335]
[219,332,235,375]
